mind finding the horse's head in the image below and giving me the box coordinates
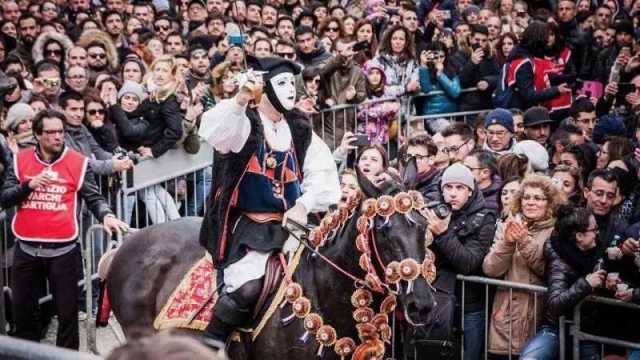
[357,169,436,326]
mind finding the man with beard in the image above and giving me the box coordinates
[103,11,127,49]
[261,4,278,35]
[198,57,340,345]
[206,13,225,39]
[0,110,128,350]
[318,38,366,107]
[459,25,499,111]
[10,15,40,70]
[85,42,110,82]
[185,45,211,90]
[523,106,553,147]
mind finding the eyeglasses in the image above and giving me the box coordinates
[87,109,105,115]
[43,129,64,135]
[89,53,106,59]
[584,226,599,233]
[442,139,469,154]
[487,129,508,138]
[45,49,62,56]
[522,194,548,202]
[326,27,340,32]
[42,78,60,86]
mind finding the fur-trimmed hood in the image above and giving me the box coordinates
[31,31,74,64]
[76,30,119,70]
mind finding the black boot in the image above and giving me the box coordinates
[203,292,251,345]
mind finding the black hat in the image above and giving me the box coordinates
[189,35,215,52]
[249,56,301,80]
[523,106,553,127]
[615,20,634,35]
[188,0,206,8]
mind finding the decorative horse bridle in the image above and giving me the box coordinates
[281,190,438,360]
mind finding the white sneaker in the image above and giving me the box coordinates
[78,311,87,321]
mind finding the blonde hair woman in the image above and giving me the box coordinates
[483,175,565,356]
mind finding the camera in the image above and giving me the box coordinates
[113,146,142,165]
[425,201,451,219]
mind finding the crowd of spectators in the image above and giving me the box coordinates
[0,0,639,357]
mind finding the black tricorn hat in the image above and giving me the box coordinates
[248,55,301,81]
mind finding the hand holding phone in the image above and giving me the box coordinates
[354,134,370,147]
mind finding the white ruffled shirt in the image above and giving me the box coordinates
[199,98,340,213]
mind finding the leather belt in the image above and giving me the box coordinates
[244,212,284,223]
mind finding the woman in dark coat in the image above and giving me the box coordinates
[520,205,604,360]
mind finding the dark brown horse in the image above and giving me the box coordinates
[106,181,436,359]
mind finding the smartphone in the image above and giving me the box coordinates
[354,134,370,147]
[353,41,370,52]
[228,34,247,46]
[440,10,451,20]
[618,82,636,95]
[471,43,481,51]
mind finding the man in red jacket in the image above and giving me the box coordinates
[0,109,127,349]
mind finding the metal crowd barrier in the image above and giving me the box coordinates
[0,335,101,360]
[405,275,640,360]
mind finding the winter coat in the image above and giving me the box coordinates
[108,95,183,158]
[107,104,150,151]
[459,55,500,111]
[297,45,332,68]
[31,31,74,65]
[541,237,599,330]
[319,55,367,105]
[369,53,419,98]
[142,96,183,158]
[432,186,496,312]
[481,177,502,214]
[64,124,116,176]
[482,217,555,355]
[417,66,460,115]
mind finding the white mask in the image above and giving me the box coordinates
[268,72,296,111]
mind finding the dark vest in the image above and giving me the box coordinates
[199,108,313,267]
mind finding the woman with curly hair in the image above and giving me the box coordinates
[483,174,565,357]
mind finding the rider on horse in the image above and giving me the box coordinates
[198,56,341,344]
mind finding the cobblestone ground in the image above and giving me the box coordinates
[42,316,125,356]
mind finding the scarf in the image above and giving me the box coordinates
[550,233,600,276]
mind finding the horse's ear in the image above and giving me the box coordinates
[356,167,381,199]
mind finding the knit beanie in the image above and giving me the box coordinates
[118,80,147,101]
[4,103,35,132]
[513,140,549,172]
[484,108,514,133]
[441,163,475,190]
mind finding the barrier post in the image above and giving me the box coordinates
[84,224,107,354]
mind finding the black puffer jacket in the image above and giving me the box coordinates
[432,187,497,312]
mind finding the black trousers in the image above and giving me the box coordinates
[12,244,80,350]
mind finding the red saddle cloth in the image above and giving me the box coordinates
[154,254,218,331]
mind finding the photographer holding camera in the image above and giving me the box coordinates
[422,163,496,360]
